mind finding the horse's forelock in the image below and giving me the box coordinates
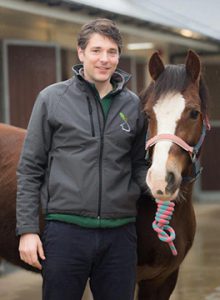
[140,64,208,115]
[154,65,186,99]
[140,65,187,109]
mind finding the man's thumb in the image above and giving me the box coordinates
[38,242,46,260]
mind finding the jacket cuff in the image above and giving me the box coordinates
[16,226,40,236]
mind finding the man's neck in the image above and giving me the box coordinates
[95,81,113,99]
[79,68,113,99]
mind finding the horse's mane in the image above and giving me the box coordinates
[140,64,208,116]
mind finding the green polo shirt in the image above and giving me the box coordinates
[101,95,112,118]
[46,93,136,228]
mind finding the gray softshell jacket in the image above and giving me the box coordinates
[16,65,147,235]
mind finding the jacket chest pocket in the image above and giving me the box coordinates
[107,120,135,149]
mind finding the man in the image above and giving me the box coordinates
[16,18,147,300]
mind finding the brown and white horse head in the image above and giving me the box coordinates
[144,50,208,201]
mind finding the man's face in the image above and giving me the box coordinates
[77,33,120,85]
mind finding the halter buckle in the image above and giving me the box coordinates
[191,151,197,163]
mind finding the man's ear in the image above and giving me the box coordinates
[77,47,84,63]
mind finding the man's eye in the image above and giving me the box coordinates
[109,51,117,55]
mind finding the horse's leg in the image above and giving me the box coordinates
[137,269,179,300]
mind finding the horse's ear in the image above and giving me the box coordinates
[185,50,201,83]
[148,52,165,81]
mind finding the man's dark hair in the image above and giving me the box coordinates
[77,18,123,54]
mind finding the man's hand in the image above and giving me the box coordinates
[19,233,46,270]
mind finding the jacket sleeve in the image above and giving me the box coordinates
[131,102,148,194]
[16,92,53,235]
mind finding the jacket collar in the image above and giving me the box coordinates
[72,64,131,93]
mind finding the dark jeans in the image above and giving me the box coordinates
[41,221,137,300]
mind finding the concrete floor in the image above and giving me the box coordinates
[0,203,220,300]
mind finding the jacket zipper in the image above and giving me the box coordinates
[86,97,95,137]
[94,95,106,220]
[89,84,113,220]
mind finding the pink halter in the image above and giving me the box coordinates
[146,133,194,156]
[145,118,210,162]
[145,118,210,183]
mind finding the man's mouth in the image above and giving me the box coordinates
[96,66,110,71]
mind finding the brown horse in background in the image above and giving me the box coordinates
[0,124,43,272]
[0,50,209,299]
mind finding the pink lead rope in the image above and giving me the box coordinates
[152,200,177,256]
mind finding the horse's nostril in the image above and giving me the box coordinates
[166,172,175,186]
[166,171,177,194]
[156,190,164,195]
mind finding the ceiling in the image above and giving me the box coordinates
[0,0,219,57]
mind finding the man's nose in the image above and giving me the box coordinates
[100,51,108,61]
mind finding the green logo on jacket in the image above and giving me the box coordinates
[119,112,131,132]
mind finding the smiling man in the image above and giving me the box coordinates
[16,18,147,300]
[78,33,119,97]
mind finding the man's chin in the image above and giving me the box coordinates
[94,76,111,83]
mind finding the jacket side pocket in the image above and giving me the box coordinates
[47,156,54,203]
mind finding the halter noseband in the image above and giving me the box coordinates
[145,118,211,183]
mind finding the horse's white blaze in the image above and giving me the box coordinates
[146,92,186,198]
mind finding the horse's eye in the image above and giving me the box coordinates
[190,110,199,119]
